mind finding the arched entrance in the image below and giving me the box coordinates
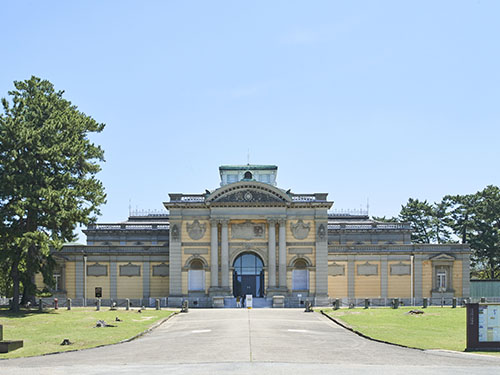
[233,252,264,297]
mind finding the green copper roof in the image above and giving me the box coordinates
[219,164,277,171]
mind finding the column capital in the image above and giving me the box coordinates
[278,218,286,226]
[267,218,278,225]
[210,218,219,226]
[220,219,229,226]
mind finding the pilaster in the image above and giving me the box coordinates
[278,219,287,289]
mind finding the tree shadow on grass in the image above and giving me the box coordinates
[0,307,60,319]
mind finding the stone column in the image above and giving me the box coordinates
[268,219,276,288]
[210,219,219,288]
[168,221,182,296]
[380,255,388,299]
[315,221,328,297]
[278,219,287,289]
[221,220,229,289]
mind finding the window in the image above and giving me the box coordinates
[292,259,309,290]
[244,171,253,179]
[188,260,205,291]
[53,274,61,291]
[437,270,447,290]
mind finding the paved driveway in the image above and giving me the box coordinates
[1,308,500,374]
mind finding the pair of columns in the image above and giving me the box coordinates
[209,219,287,290]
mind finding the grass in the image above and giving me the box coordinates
[0,307,174,359]
[323,306,468,351]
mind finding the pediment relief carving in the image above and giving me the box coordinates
[329,262,345,276]
[215,189,284,203]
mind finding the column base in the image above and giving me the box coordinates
[266,287,288,297]
[314,294,330,307]
[208,287,232,297]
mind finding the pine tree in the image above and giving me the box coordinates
[0,76,106,311]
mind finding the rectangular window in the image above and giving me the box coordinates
[54,274,61,291]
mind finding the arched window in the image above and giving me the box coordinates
[244,171,253,179]
[188,259,205,291]
[292,259,309,291]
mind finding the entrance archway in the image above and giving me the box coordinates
[233,252,264,297]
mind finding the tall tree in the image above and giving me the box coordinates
[442,193,476,244]
[399,198,434,243]
[0,76,106,311]
[467,186,500,279]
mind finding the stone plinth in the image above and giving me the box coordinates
[272,295,285,308]
[0,325,23,353]
[212,296,225,308]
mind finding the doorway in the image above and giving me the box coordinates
[233,252,264,297]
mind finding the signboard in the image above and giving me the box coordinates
[467,303,500,351]
[479,304,500,342]
[246,294,253,309]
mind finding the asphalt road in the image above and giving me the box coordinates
[1,308,500,374]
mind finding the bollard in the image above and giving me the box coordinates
[156,299,160,310]
[334,298,340,310]
[480,297,486,303]
[364,298,370,309]
[423,298,428,308]
[54,298,58,310]
[67,298,72,310]
[181,300,189,313]
[38,298,43,312]
[96,298,101,311]
[392,298,399,309]
[126,298,130,311]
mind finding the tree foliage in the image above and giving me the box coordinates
[376,186,500,279]
[0,76,106,310]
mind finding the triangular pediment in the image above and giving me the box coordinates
[206,181,291,204]
[429,253,455,261]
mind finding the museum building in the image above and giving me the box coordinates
[44,164,471,307]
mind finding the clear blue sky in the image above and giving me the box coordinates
[2,1,499,239]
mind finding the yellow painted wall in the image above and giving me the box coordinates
[453,260,463,297]
[86,263,110,299]
[422,260,433,298]
[116,262,143,299]
[182,270,188,294]
[65,261,76,298]
[387,261,411,298]
[34,273,44,289]
[149,262,169,297]
[354,261,381,298]
[328,262,348,298]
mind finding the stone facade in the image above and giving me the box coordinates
[45,164,471,307]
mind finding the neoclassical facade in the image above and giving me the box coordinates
[43,164,471,307]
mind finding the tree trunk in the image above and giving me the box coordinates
[10,259,20,312]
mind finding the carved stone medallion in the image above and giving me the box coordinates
[186,220,206,240]
[231,220,266,240]
[317,224,326,240]
[171,224,179,242]
[290,220,311,240]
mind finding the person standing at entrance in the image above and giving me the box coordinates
[236,296,241,308]
[242,294,246,308]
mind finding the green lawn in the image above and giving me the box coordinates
[323,306,467,351]
[0,307,174,359]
